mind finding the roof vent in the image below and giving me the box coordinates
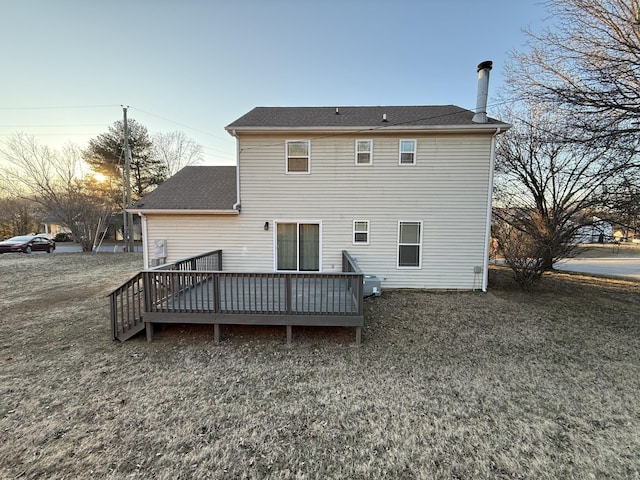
[382,113,388,122]
[335,107,339,115]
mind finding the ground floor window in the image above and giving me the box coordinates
[276,222,320,271]
[353,220,370,244]
[397,220,422,268]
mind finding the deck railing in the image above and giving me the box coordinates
[143,270,363,316]
[164,249,223,272]
[342,250,363,274]
[110,250,364,342]
[110,272,146,341]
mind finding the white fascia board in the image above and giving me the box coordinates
[225,123,511,135]
[126,208,239,215]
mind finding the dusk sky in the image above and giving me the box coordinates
[1,0,549,166]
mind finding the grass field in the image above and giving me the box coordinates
[1,253,639,479]
[575,243,640,258]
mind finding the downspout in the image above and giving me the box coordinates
[482,127,501,292]
[139,212,149,269]
[231,129,241,213]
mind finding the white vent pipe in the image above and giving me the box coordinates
[472,61,493,123]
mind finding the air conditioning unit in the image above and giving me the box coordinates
[363,275,381,297]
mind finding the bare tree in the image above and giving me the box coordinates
[507,0,640,146]
[502,0,640,266]
[601,173,640,241]
[493,106,637,276]
[0,196,41,239]
[0,134,114,251]
[152,131,203,177]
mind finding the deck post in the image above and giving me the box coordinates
[146,322,153,342]
[286,325,292,344]
[356,275,364,317]
[355,326,362,345]
[110,293,118,341]
[285,276,292,314]
[213,274,221,313]
[214,324,220,344]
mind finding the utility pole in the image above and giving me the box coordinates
[122,106,133,252]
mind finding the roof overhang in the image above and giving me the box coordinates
[225,123,511,135]
[127,209,239,215]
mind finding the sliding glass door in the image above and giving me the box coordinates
[276,222,320,271]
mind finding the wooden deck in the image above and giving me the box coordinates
[110,250,365,344]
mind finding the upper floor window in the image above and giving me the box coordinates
[286,140,310,174]
[355,140,372,165]
[399,139,416,165]
[353,220,370,245]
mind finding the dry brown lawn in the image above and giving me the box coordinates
[1,253,639,479]
[575,243,640,258]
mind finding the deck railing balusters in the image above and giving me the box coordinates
[111,250,364,341]
[253,275,257,312]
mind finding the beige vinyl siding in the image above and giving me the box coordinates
[144,214,275,272]
[143,132,493,289]
[235,133,492,289]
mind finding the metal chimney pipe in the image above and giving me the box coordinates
[472,60,493,123]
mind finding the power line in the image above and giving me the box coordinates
[0,104,120,110]
[0,132,106,137]
[237,103,514,153]
[0,98,520,158]
[130,106,236,144]
[200,144,235,156]
[0,124,109,128]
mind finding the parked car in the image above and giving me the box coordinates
[0,235,56,254]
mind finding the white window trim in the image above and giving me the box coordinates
[399,139,417,165]
[285,140,311,174]
[355,139,373,165]
[352,220,370,245]
[272,220,323,272]
[397,220,423,269]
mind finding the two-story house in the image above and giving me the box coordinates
[129,107,508,291]
[129,65,509,292]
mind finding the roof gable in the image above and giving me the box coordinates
[130,166,236,212]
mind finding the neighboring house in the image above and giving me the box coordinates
[111,215,142,242]
[41,216,72,238]
[574,219,614,244]
[129,65,509,291]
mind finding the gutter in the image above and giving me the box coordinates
[126,209,238,215]
[223,124,511,136]
[482,127,501,292]
[138,213,149,269]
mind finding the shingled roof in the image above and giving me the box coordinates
[226,105,507,131]
[129,166,236,212]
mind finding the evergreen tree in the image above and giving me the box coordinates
[84,119,166,200]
